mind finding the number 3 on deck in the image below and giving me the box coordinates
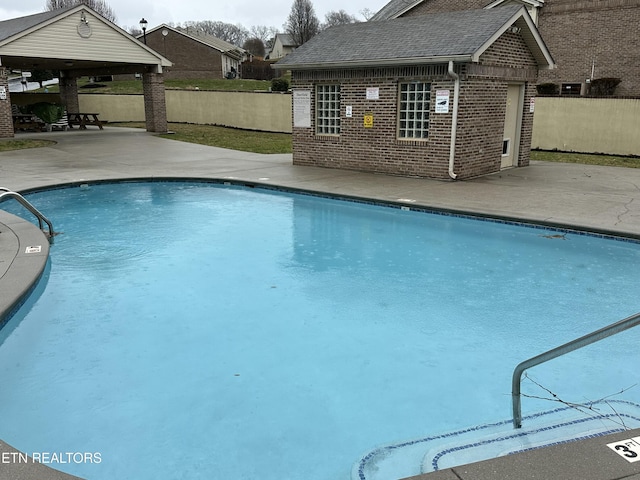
[608,438,640,462]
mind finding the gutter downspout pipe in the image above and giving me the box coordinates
[447,60,460,179]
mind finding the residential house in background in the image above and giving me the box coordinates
[275,6,554,180]
[372,0,640,96]
[142,24,246,80]
[266,33,298,60]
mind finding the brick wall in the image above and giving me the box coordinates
[59,76,79,114]
[290,31,539,180]
[393,0,640,97]
[0,68,13,138]
[145,29,224,80]
[292,65,455,178]
[142,72,168,133]
[537,0,640,96]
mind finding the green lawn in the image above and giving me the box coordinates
[37,78,273,94]
[111,122,292,154]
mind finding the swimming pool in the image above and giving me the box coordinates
[1,181,640,480]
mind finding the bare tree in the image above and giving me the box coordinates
[181,20,249,46]
[284,0,320,45]
[360,8,375,21]
[250,25,278,48]
[323,10,359,29]
[45,0,117,23]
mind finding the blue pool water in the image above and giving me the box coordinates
[1,181,640,480]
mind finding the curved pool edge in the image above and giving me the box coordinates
[0,210,50,328]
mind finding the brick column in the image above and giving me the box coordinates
[0,67,14,138]
[142,72,168,133]
[59,76,79,114]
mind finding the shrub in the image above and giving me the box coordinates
[25,102,64,123]
[589,77,621,96]
[536,83,559,95]
[241,59,276,80]
[271,77,289,92]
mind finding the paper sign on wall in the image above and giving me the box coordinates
[529,97,535,113]
[366,87,379,100]
[345,106,353,118]
[293,89,311,128]
[435,90,450,113]
[0,86,6,101]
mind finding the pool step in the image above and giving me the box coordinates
[353,400,640,480]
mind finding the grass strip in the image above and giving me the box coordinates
[111,122,292,154]
[0,139,56,152]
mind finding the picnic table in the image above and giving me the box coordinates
[13,113,45,132]
[68,112,103,130]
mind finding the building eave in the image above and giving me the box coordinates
[274,55,474,70]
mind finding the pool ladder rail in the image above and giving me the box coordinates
[0,187,56,243]
[512,310,640,428]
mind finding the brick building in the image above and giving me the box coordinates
[142,25,246,80]
[274,6,554,180]
[373,0,640,97]
[536,0,640,96]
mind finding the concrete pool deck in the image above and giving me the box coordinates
[1,127,640,480]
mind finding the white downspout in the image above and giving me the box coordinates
[447,60,460,180]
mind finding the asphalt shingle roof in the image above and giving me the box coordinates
[0,7,75,43]
[370,0,423,21]
[275,5,523,69]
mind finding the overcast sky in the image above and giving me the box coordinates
[0,0,386,33]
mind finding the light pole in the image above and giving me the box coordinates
[139,18,148,44]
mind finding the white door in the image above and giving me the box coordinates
[501,84,523,169]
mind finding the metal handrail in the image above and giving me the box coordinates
[512,311,640,428]
[0,188,55,241]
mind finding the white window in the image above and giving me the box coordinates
[398,82,431,139]
[316,84,341,135]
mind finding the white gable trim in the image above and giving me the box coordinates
[471,6,554,69]
[485,0,544,9]
[391,0,427,19]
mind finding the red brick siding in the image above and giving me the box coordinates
[142,73,168,133]
[145,29,224,80]
[59,77,79,114]
[518,82,537,166]
[292,67,456,178]
[0,68,13,138]
[395,0,640,96]
[479,32,538,70]
[537,0,640,96]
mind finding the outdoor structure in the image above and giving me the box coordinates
[266,34,298,60]
[0,5,171,138]
[372,0,640,97]
[275,5,554,180]
[142,25,246,80]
